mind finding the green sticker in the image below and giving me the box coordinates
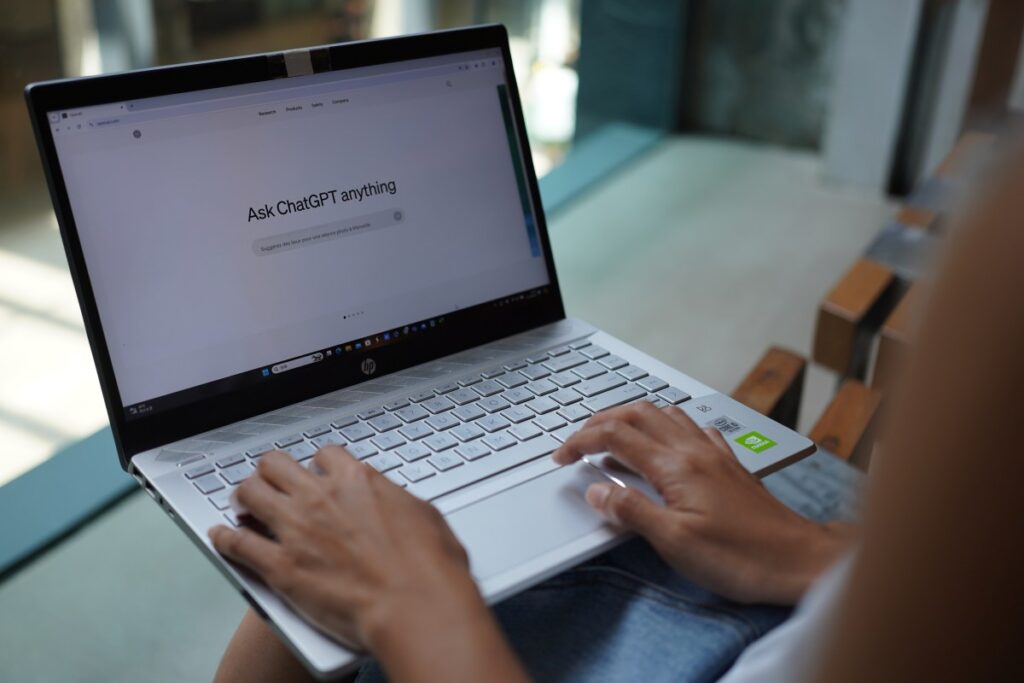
[735,431,777,453]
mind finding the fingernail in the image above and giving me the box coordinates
[585,482,612,510]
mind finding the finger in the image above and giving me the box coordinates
[312,444,359,475]
[209,524,284,578]
[256,451,318,495]
[581,401,690,445]
[659,405,709,440]
[234,475,291,525]
[554,420,676,483]
[703,427,735,456]
[585,482,670,542]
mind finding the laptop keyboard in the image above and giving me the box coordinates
[184,341,692,526]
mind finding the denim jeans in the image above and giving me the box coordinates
[355,450,863,683]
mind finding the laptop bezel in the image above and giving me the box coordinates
[25,24,567,470]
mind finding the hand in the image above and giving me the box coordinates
[208,447,483,654]
[553,402,854,604]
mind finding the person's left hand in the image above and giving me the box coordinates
[207,447,484,654]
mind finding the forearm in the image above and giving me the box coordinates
[366,587,529,683]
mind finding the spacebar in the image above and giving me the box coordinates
[408,434,559,502]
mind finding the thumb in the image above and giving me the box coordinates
[586,483,667,538]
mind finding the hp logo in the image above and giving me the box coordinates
[361,358,377,376]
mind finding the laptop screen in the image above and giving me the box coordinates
[46,47,552,423]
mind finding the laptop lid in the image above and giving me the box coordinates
[26,25,565,469]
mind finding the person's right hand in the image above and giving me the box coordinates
[552,402,855,605]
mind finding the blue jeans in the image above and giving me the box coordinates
[356,451,863,682]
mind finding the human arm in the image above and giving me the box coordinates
[208,448,529,683]
[553,402,856,605]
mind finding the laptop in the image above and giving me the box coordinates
[26,25,814,679]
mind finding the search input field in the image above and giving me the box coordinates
[252,208,405,256]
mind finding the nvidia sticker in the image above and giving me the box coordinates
[736,431,777,453]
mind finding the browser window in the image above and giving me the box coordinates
[49,49,549,414]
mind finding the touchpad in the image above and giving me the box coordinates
[445,462,645,581]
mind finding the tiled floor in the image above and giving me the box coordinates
[0,136,892,681]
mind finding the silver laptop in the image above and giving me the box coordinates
[27,25,814,679]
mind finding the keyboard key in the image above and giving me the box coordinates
[534,413,567,432]
[194,473,225,494]
[558,404,592,423]
[396,442,431,462]
[617,364,648,381]
[526,379,558,396]
[399,422,433,441]
[367,452,402,473]
[520,365,550,381]
[303,424,332,438]
[383,399,410,411]
[421,396,455,414]
[331,416,358,429]
[503,361,528,371]
[526,353,550,364]
[311,433,346,449]
[185,463,214,479]
[458,376,482,387]
[410,391,436,403]
[550,371,581,387]
[455,442,490,461]
[246,443,274,458]
[284,441,316,461]
[526,397,559,415]
[481,367,505,379]
[275,433,304,448]
[548,345,571,356]
[478,396,510,413]
[551,388,583,406]
[569,340,592,350]
[215,453,245,469]
[599,354,628,370]
[426,413,460,431]
[476,414,510,432]
[223,510,241,527]
[369,414,402,433]
[473,380,504,397]
[502,387,534,404]
[509,423,542,441]
[395,405,429,423]
[451,424,484,442]
[357,408,385,420]
[495,372,528,388]
[583,384,646,413]
[637,375,669,392]
[448,388,479,405]
[572,362,607,380]
[384,470,408,488]
[453,403,486,422]
[400,462,436,483]
[340,423,374,442]
[575,374,625,398]
[423,432,458,452]
[658,387,691,405]
[434,382,459,395]
[483,432,518,451]
[580,345,609,360]
[427,452,463,472]
[348,442,378,459]
[551,422,585,443]
[543,352,587,373]
[209,489,233,511]
[501,406,535,423]
[221,462,254,486]
[372,432,406,451]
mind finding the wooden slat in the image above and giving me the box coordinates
[872,283,921,391]
[808,380,883,469]
[936,131,996,179]
[896,205,939,231]
[813,258,900,379]
[731,347,806,430]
